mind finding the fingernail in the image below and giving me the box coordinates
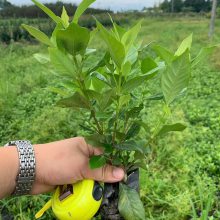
[113,167,124,179]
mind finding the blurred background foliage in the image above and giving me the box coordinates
[0,0,220,219]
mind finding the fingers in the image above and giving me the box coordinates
[86,142,104,156]
[84,165,125,183]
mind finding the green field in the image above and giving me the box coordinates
[0,16,220,219]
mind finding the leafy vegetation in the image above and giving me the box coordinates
[0,9,220,220]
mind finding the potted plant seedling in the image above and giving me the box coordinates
[22,0,217,219]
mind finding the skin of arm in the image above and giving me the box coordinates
[0,137,125,199]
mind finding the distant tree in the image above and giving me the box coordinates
[160,0,183,12]
[160,0,170,12]
[160,0,212,13]
[0,0,12,9]
[183,0,211,12]
[0,2,111,18]
[209,0,218,39]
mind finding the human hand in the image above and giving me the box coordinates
[32,137,125,195]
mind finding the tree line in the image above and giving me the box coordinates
[160,0,219,13]
[0,0,111,18]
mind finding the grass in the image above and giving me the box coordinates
[0,16,220,219]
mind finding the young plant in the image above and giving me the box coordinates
[22,0,217,219]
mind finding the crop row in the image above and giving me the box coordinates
[0,14,130,44]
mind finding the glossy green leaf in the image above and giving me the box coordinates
[119,183,146,220]
[192,45,218,68]
[22,24,53,46]
[50,22,64,46]
[122,66,161,92]
[31,0,62,24]
[33,53,50,64]
[88,76,106,92]
[122,61,132,77]
[122,20,142,52]
[175,34,192,56]
[127,104,144,119]
[125,45,139,64]
[48,47,75,77]
[153,45,174,64]
[141,56,158,74]
[113,22,126,40]
[56,22,90,56]
[89,155,106,169]
[147,93,164,101]
[90,72,110,86]
[96,19,125,68]
[162,49,191,104]
[158,123,187,136]
[85,48,96,56]
[73,0,95,24]
[125,122,141,140]
[57,92,90,109]
[115,140,144,153]
[61,6,69,28]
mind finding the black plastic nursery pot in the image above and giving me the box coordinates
[100,169,139,220]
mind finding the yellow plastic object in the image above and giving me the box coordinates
[35,180,103,220]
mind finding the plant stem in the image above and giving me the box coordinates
[91,109,103,135]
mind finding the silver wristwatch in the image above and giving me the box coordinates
[5,140,36,196]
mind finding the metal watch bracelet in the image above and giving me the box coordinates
[5,140,36,196]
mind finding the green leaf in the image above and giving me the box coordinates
[96,19,125,68]
[33,53,50,64]
[119,183,146,220]
[115,140,144,153]
[162,49,191,104]
[88,77,106,92]
[31,0,62,24]
[50,22,64,46]
[22,24,53,46]
[125,45,139,65]
[141,56,158,74]
[175,34,192,56]
[119,95,131,108]
[147,93,164,101]
[73,0,95,24]
[56,22,90,56]
[158,123,187,136]
[122,61,132,77]
[89,155,106,169]
[57,92,90,109]
[48,47,75,77]
[90,72,110,87]
[87,52,110,73]
[61,6,69,28]
[98,89,115,110]
[113,22,126,40]
[47,87,69,96]
[153,45,174,64]
[122,66,161,92]
[85,134,105,147]
[122,20,142,52]
[192,45,218,68]
[127,104,144,119]
[125,122,141,140]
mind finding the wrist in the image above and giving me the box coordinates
[0,146,19,198]
[31,144,55,195]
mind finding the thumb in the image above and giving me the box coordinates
[85,165,125,183]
